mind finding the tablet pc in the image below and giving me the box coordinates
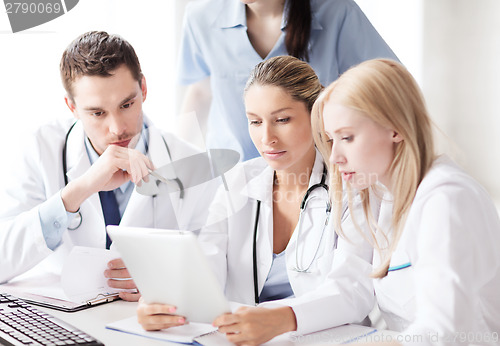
[107,226,230,323]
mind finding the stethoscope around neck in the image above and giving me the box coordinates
[61,121,181,230]
[252,164,332,305]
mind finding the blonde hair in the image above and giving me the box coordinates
[245,55,323,112]
[312,59,435,278]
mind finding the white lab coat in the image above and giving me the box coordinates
[199,151,375,335]
[0,116,217,283]
[373,156,500,345]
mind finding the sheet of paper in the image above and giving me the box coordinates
[2,272,70,301]
[1,246,133,310]
[106,315,218,344]
[61,246,123,302]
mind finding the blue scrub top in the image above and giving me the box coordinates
[178,0,398,161]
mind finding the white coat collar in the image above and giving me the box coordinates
[145,118,173,169]
[64,120,101,217]
[65,120,89,183]
[244,161,274,206]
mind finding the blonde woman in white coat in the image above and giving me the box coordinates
[313,59,500,345]
[137,56,375,344]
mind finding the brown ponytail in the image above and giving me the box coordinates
[285,0,312,62]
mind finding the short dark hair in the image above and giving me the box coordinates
[60,31,143,100]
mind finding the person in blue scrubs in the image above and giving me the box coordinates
[178,0,398,161]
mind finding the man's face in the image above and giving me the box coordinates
[65,65,147,155]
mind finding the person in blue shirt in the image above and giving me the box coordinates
[178,0,398,161]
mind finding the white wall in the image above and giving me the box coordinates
[355,0,423,83]
[421,0,500,202]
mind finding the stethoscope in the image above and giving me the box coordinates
[252,164,339,304]
[62,121,183,230]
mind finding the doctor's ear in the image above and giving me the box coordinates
[392,131,403,143]
[140,76,148,102]
[64,96,79,119]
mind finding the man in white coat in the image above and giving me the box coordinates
[0,31,215,300]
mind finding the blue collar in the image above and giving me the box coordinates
[215,0,322,31]
[216,0,246,29]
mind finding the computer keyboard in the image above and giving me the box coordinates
[0,293,104,346]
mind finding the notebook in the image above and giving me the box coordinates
[106,315,233,345]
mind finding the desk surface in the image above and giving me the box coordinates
[1,277,397,345]
[12,300,399,346]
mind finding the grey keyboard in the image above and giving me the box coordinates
[0,293,104,346]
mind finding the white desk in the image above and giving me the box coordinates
[2,297,399,346]
[1,276,398,345]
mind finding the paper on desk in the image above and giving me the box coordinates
[106,302,247,345]
[60,246,124,302]
[106,316,221,344]
[106,316,290,345]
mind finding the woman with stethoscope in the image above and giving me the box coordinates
[137,56,375,344]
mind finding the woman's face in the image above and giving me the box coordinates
[245,84,315,174]
[322,102,401,190]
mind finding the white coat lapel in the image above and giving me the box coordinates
[245,165,274,294]
[120,191,154,227]
[146,123,172,169]
[148,125,181,213]
[286,151,324,252]
[244,164,273,206]
[62,120,106,247]
[64,121,103,219]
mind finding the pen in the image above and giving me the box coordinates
[148,168,181,187]
[147,168,170,184]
